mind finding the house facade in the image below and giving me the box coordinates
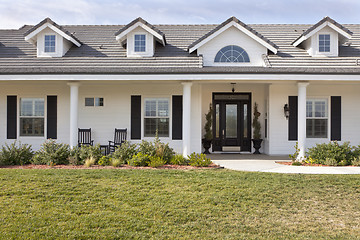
[1,16,360,158]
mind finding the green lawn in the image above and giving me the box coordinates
[1,169,360,239]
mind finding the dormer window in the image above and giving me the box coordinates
[44,35,56,53]
[319,34,330,52]
[134,34,146,52]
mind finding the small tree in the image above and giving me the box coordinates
[252,102,261,139]
[204,104,213,140]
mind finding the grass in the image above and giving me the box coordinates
[0,169,360,239]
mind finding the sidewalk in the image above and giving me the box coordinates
[210,154,360,174]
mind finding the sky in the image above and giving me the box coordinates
[0,0,360,29]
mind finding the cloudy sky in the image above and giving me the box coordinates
[0,0,359,29]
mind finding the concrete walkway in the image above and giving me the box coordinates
[210,154,360,174]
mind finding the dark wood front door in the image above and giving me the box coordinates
[212,93,251,152]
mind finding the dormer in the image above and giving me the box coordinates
[115,17,166,57]
[292,17,352,57]
[188,17,278,67]
[24,18,81,58]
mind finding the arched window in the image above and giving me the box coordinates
[214,45,250,63]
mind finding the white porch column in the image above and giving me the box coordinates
[297,82,309,160]
[68,82,80,149]
[182,82,192,158]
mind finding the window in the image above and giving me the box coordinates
[44,35,56,52]
[144,98,169,137]
[214,45,250,63]
[306,99,328,138]
[134,34,146,52]
[319,34,330,52]
[20,98,44,136]
[85,97,104,107]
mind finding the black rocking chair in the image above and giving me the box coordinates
[108,128,127,153]
[78,128,94,147]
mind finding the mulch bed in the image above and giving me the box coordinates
[0,163,222,170]
[276,161,358,167]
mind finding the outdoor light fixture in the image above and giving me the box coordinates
[284,104,290,119]
[231,83,236,93]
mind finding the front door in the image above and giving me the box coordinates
[212,93,251,152]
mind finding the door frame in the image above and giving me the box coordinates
[212,92,252,152]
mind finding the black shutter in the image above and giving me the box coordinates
[131,95,141,140]
[7,95,17,139]
[288,96,298,141]
[331,96,341,141]
[47,96,57,139]
[172,95,182,140]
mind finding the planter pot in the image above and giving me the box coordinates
[252,139,263,154]
[202,139,212,154]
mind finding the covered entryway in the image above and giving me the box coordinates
[212,93,251,152]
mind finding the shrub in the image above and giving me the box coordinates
[351,157,360,166]
[112,141,138,164]
[324,158,338,166]
[170,154,189,165]
[188,152,212,167]
[84,157,96,167]
[138,136,175,164]
[32,140,70,165]
[306,141,354,165]
[128,152,150,167]
[69,145,102,165]
[110,158,122,167]
[148,156,166,168]
[292,161,302,166]
[289,142,300,162]
[0,141,33,166]
[98,155,111,166]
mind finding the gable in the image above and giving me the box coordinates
[198,26,268,67]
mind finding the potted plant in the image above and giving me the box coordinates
[202,104,213,154]
[252,102,263,154]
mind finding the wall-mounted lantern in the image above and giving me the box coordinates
[284,104,290,119]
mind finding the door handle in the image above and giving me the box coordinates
[222,129,225,140]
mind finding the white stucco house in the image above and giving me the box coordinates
[0,16,359,158]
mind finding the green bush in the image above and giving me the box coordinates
[324,158,338,166]
[170,154,189,165]
[148,156,166,168]
[112,141,138,164]
[128,152,150,167]
[32,140,70,165]
[0,141,33,166]
[69,145,102,165]
[306,141,354,166]
[98,155,111,166]
[138,136,175,163]
[188,152,212,167]
[351,157,360,166]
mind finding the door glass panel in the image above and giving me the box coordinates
[226,104,237,138]
[215,104,219,138]
[243,104,248,138]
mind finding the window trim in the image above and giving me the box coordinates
[318,34,330,53]
[85,97,104,107]
[134,34,146,52]
[306,98,329,139]
[143,97,170,138]
[19,97,46,137]
[44,34,56,53]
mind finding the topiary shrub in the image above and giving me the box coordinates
[0,141,33,166]
[188,152,212,167]
[32,140,70,165]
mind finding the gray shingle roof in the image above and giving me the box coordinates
[1,19,360,74]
